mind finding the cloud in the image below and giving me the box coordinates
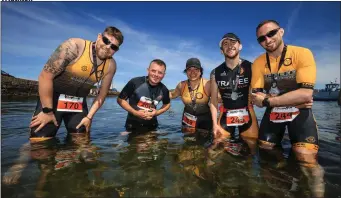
[2,3,339,92]
[294,33,340,88]
[286,2,302,36]
[2,3,223,91]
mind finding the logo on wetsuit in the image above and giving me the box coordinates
[217,77,249,88]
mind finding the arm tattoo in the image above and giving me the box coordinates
[43,39,79,76]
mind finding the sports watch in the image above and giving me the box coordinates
[42,107,53,114]
[262,97,271,108]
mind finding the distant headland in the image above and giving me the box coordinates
[1,70,119,97]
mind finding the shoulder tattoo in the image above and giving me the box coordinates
[43,39,79,75]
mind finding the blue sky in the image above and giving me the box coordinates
[2,2,340,90]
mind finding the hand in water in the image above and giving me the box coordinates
[212,125,225,139]
[30,112,58,132]
[76,117,92,133]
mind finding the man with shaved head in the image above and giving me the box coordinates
[251,20,324,198]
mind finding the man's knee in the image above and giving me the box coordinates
[293,142,319,166]
[258,140,276,150]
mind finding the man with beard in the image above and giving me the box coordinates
[209,33,258,155]
[250,20,324,198]
[117,59,171,133]
[29,26,124,142]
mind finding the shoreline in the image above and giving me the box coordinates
[1,74,120,97]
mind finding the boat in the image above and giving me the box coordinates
[313,79,340,101]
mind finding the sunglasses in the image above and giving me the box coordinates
[102,34,119,51]
[257,28,280,43]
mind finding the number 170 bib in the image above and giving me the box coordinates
[57,94,83,112]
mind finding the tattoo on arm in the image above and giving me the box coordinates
[43,39,79,76]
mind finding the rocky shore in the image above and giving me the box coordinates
[1,72,119,97]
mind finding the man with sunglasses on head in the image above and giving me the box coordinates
[209,33,259,156]
[250,20,324,198]
[29,26,123,142]
[117,59,171,134]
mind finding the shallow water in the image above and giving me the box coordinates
[1,97,341,198]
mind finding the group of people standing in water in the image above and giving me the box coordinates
[3,19,325,198]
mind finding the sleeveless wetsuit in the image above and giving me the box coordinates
[180,78,212,134]
[30,40,111,139]
[212,59,258,139]
[118,76,170,132]
[251,45,318,150]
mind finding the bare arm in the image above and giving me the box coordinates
[203,79,211,97]
[269,88,313,107]
[209,72,219,127]
[30,39,80,132]
[86,59,116,119]
[117,98,139,116]
[155,103,171,116]
[169,82,182,99]
[39,38,79,108]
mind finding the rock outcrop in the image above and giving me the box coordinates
[2,75,39,96]
[1,71,119,97]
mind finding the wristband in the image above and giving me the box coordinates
[262,97,271,108]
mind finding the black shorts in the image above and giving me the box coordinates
[125,119,158,133]
[259,108,318,146]
[30,93,88,138]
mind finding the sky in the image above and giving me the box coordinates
[1,2,340,91]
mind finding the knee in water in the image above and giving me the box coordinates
[293,142,319,165]
[258,140,276,150]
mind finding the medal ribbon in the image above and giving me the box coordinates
[265,45,287,88]
[227,59,243,98]
[187,78,201,112]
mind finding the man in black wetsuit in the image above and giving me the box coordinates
[117,59,171,133]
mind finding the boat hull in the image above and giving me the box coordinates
[313,91,339,101]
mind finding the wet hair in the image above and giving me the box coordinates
[149,59,167,71]
[256,20,280,33]
[104,26,124,45]
[183,67,204,78]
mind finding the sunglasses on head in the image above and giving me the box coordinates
[101,34,119,51]
[257,28,280,43]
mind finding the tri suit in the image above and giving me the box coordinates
[212,59,258,139]
[30,40,111,139]
[180,78,212,136]
[251,45,319,151]
[118,76,170,132]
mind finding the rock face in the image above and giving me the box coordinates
[1,75,39,96]
[1,72,119,97]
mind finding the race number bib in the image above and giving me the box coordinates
[57,94,83,112]
[182,112,197,128]
[137,96,155,110]
[226,108,250,126]
[270,107,300,123]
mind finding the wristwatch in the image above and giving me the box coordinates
[42,107,53,114]
[262,97,271,108]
